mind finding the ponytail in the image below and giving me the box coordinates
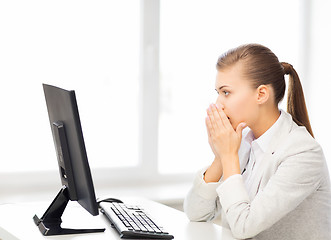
[281,62,314,138]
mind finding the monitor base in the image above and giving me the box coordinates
[33,186,105,236]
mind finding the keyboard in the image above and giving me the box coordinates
[99,201,174,239]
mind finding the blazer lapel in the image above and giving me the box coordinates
[265,110,294,156]
[250,152,273,196]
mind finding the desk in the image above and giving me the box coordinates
[0,197,236,240]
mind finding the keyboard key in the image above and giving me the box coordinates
[144,224,155,233]
[122,220,131,227]
[159,227,169,234]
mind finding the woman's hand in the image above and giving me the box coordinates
[206,111,221,159]
[204,115,223,183]
[206,104,246,158]
[205,103,246,180]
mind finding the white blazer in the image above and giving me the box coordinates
[184,110,331,240]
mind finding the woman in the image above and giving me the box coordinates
[184,44,331,239]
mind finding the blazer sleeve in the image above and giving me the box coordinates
[184,167,223,222]
[216,144,324,239]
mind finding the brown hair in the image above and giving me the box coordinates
[216,43,314,138]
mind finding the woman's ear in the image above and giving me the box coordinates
[256,85,270,105]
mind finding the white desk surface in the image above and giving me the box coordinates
[0,197,236,240]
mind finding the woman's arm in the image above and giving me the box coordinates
[184,165,222,222]
[185,103,245,222]
[204,157,223,183]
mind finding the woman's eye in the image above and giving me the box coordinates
[223,91,229,96]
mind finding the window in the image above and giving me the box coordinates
[309,0,331,171]
[0,1,140,172]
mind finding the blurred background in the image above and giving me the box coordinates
[0,0,330,211]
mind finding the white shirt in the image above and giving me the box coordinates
[240,110,283,200]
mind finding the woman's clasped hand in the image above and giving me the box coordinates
[205,103,247,165]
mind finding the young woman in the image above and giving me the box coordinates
[184,44,331,239]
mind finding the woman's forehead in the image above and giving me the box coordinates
[215,64,247,88]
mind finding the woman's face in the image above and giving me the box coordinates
[215,63,258,130]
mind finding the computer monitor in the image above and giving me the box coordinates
[33,84,105,236]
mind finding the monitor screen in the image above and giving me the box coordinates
[43,83,98,216]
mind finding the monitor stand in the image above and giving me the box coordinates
[33,186,105,236]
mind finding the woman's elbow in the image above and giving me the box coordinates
[231,230,254,240]
[183,199,216,222]
[184,209,216,222]
[229,222,261,239]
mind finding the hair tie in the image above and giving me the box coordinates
[281,62,293,75]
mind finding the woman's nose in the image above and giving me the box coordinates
[215,100,225,110]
